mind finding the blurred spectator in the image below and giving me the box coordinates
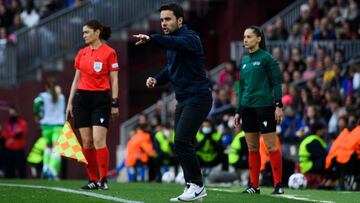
[299,122,328,188]
[125,124,156,182]
[8,13,25,34]
[296,4,315,28]
[341,65,356,96]
[228,130,248,170]
[327,96,347,137]
[334,49,347,69]
[0,105,27,178]
[313,17,337,40]
[273,18,289,40]
[280,106,302,143]
[218,60,238,88]
[347,1,359,35]
[154,123,178,182]
[303,55,317,80]
[308,0,320,19]
[213,88,230,110]
[288,23,302,43]
[271,47,284,62]
[291,47,307,72]
[196,119,228,171]
[20,0,40,27]
[265,24,275,40]
[0,4,13,30]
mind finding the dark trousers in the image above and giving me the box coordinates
[4,149,26,178]
[173,101,212,186]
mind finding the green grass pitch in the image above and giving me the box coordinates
[0,179,359,203]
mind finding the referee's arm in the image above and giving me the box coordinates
[110,71,119,100]
[268,57,282,103]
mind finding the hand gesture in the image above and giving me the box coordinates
[111,107,119,120]
[133,34,150,45]
[146,77,157,88]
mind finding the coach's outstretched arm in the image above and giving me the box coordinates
[133,33,200,53]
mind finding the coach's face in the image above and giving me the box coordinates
[160,10,183,34]
[83,25,100,44]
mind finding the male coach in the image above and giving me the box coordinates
[133,3,212,202]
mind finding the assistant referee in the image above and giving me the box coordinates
[233,26,284,195]
[66,20,119,190]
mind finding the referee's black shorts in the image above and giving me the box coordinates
[241,106,276,134]
[73,89,111,129]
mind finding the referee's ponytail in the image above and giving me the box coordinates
[247,26,266,50]
[84,20,112,41]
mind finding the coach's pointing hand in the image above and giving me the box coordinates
[146,77,157,88]
[133,34,150,45]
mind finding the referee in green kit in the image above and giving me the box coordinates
[233,26,284,195]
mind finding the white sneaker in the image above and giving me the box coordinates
[170,184,189,202]
[177,183,207,201]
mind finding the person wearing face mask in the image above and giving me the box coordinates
[154,123,178,182]
[1,105,28,178]
[195,120,228,172]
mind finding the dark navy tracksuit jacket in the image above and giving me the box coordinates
[150,25,212,106]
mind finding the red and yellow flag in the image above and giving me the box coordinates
[54,121,88,164]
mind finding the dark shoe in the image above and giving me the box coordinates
[242,185,260,194]
[272,183,284,194]
[81,181,98,190]
[98,178,108,190]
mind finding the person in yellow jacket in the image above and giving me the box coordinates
[196,119,228,171]
[228,130,248,169]
[154,123,178,182]
[299,122,327,174]
[27,137,47,178]
[299,122,327,188]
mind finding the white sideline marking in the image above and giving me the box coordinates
[0,183,143,203]
[208,188,336,203]
[280,195,335,203]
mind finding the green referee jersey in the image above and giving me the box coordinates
[237,48,282,111]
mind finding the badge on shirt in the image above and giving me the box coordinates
[93,61,103,72]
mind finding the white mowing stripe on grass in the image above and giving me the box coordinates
[207,188,335,203]
[0,183,143,203]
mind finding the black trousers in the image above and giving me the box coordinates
[173,101,212,186]
[4,149,26,178]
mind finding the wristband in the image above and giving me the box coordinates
[111,98,119,107]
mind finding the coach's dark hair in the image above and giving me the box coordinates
[84,20,112,40]
[159,3,184,20]
[247,26,266,50]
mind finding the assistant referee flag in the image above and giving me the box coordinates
[54,121,88,164]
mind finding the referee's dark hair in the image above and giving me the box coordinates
[84,20,112,41]
[159,3,184,20]
[247,26,266,50]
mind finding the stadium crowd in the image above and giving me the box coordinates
[0,0,82,43]
[0,0,359,191]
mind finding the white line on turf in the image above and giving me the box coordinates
[207,188,336,203]
[0,183,144,203]
[280,195,335,203]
